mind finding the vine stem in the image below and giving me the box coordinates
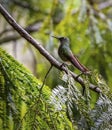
[39,65,53,93]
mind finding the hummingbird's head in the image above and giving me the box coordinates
[51,36,70,44]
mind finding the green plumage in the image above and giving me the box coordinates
[58,40,72,61]
[52,36,89,73]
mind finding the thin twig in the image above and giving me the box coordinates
[39,65,53,92]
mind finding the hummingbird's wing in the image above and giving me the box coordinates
[63,47,89,73]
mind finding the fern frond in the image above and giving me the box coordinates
[90,94,112,130]
[50,72,93,129]
[50,71,112,130]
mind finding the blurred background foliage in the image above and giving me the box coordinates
[0,0,112,88]
[0,0,112,129]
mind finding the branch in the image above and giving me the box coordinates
[12,0,39,12]
[0,21,42,44]
[0,28,14,37]
[87,0,112,10]
[88,3,112,31]
[0,4,101,93]
[98,1,112,10]
[11,0,48,15]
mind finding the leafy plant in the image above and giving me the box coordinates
[50,72,112,130]
[0,48,72,130]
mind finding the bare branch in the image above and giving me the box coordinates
[12,0,39,12]
[0,28,14,36]
[98,1,112,10]
[87,0,112,10]
[0,4,101,93]
[0,21,42,44]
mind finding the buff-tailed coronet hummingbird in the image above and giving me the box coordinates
[52,36,90,74]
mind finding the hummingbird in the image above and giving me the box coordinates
[52,36,90,74]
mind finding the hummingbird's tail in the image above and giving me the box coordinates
[70,55,90,74]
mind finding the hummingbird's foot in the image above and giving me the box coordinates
[60,63,68,68]
[76,71,91,79]
[75,72,83,80]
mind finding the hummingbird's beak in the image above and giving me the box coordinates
[51,35,59,40]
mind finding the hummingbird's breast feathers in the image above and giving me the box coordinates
[58,43,73,61]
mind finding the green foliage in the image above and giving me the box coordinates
[0,48,72,130]
[51,71,112,130]
[1,0,112,87]
[0,0,112,129]
[90,95,112,130]
[1,46,111,130]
